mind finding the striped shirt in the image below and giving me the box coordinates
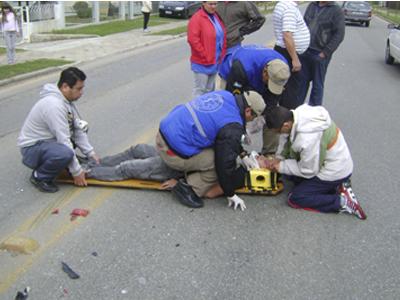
[273,1,310,54]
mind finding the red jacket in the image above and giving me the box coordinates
[187,8,227,66]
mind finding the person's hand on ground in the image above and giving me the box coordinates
[161,179,178,190]
[73,171,87,186]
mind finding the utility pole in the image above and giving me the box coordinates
[92,1,100,23]
[119,1,126,20]
[128,1,135,20]
[54,1,65,29]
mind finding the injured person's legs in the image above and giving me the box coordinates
[87,156,183,182]
[93,144,159,167]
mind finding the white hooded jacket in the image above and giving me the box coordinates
[278,104,353,181]
[18,84,94,176]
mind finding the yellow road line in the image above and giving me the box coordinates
[0,129,155,295]
[0,190,113,294]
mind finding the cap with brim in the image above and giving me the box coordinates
[244,91,266,117]
[267,59,290,95]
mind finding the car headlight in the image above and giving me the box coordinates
[159,4,164,9]
[175,7,184,11]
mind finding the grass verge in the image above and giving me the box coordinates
[151,25,187,36]
[0,59,72,80]
[0,48,25,55]
[372,5,400,24]
[53,16,179,36]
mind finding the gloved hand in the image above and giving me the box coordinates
[227,194,247,211]
[241,153,259,170]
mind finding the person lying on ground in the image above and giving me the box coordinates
[85,144,272,209]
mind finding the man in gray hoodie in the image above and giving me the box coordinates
[18,67,99,193]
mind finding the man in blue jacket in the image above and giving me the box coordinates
[218,44,290,155]
[156,90,266,210]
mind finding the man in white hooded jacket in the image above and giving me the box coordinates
[264,104,366,220]
[18,67,99,193]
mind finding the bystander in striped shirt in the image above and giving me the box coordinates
[273,1,310,54]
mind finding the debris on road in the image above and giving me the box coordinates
[61,262,80,279]
[52,208,59,214]
[70,208,90,221]
[15,286,30,300]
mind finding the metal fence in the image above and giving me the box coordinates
[64,1,159,26]
[28,1,55,22]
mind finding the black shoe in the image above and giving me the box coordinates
[171,179,204,208]
[30,173,59,193]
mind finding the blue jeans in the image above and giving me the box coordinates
[21,141,74,181]
[286,175,351,213]
[299,49,331,106]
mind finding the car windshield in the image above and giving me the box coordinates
[346,2,371,10]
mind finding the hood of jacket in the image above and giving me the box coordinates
[292,104,331,134]
[39,83,67,102]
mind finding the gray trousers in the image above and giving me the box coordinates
[192,72,217,97]
[4,31,17,64]
[87,144,183,182]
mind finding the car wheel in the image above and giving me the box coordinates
[365,21,370,27]
[159,11,165,18]
[385,41,395,65]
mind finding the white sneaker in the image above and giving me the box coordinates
[143,28,151,33]
[339,181,367,220]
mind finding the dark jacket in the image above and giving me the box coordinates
[214,94,248,197]
[217,1,265,49]
[303,2,345,57]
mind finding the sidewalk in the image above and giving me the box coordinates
[0,20,188,87]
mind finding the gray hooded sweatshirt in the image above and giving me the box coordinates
[18,83,94,176]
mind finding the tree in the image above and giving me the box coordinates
[73,1,92,19]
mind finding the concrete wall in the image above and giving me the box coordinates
[29,19,59,34]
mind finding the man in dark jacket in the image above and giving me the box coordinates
[299,1,345,106]
[216,1,265,87]
[156,90,266,210]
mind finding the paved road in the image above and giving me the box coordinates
[1,16,400,300]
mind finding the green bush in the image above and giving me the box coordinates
[73,1,92,19]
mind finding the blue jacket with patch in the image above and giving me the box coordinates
[160,90,243,157]
[232,45,287,93]
[160,90,247,197]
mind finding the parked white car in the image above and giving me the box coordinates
[385,23,400,65]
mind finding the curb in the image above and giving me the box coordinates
[0,62,79,88]
[0,33,186,88]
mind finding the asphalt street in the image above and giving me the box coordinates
[0,15,400,300]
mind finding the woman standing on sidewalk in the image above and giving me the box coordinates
[188,2,226,97]
[141,1,152,33]
[1,3,19,64]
